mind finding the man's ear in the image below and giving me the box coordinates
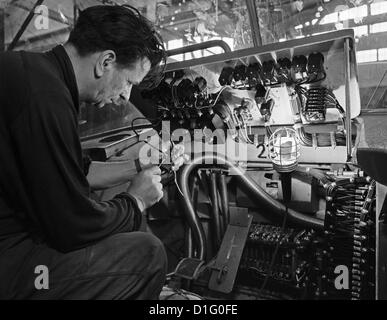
[95,50,116,78]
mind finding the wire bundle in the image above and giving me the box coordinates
[323,176,376,300]
[239,221,316,298]
[293,86,344,123]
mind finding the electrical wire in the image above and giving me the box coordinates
[130,116,162,137]
[238,115,254,144]
[209,86,230,107]
[258,205,289,297]
[170,139,185,197]
[191,86,230,110]
[144,138,185,197]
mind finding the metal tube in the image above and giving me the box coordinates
[179,165,207,261]
[209,171,222,249]
[218,173,230,231]
[178,154,324,260]
[344,38,352,161]
[185,224,193,259]
[235,166,324,229]
[186,174,198,258]
[167,40,231,58]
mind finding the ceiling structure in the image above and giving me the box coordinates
[0,0,385,52]
[1,0,387,97]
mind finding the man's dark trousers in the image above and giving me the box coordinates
[0,231,167,299]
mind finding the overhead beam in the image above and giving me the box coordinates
[12,26,71,50]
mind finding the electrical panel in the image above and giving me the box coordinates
[142,29,361,165]
[86,30,376,300]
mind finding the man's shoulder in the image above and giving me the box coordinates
[0,51,27,89]
[1,50,67,93]
[0,50,75,122]
[27,51,67,93]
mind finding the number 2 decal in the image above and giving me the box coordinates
[257,143,266,159]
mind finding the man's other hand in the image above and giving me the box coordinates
[127,166,163,210]
[170,143,189,171]
[141,140,189,172]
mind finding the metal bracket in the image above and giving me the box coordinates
[209,207,253,293]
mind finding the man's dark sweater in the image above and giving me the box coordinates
[0,45,141,253]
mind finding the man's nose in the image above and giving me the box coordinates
[120,84,132,103]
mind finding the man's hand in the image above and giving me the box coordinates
[127,166,163,211]
[140,140,189,172]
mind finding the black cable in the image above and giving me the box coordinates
[130,116,162,137]
[306,71,327,84]
[112,139,143,158]
[258,205,289,297]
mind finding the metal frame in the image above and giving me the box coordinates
[246,0,262,47]
[165,29,354,67]
[167,39,231,58]
[344,38,352,161]
[165,29,357,163]
[7,0,45,51]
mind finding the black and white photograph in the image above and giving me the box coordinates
[0,0,386,305]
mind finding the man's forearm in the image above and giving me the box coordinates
[87,160,139,190]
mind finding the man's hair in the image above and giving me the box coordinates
[68,5,166,88]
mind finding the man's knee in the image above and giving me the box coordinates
[114,231,165,258]
[88,232,167,275]
[105,232,167,299]
[134,232,165,253]
[130,232,167,270]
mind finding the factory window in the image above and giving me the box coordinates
[155,0,254,62]
[353,25,368,38]
[357,49,378,63]
[379,47,387,61]
[338,5,368,22]
[370,21,387,34]
[319,12,339,25]
[251,0,387,110]
[357,47,387,63]
[371,1,387,15]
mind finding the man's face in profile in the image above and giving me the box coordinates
[91,55,151,108]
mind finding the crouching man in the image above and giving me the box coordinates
[0,5,171,299]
